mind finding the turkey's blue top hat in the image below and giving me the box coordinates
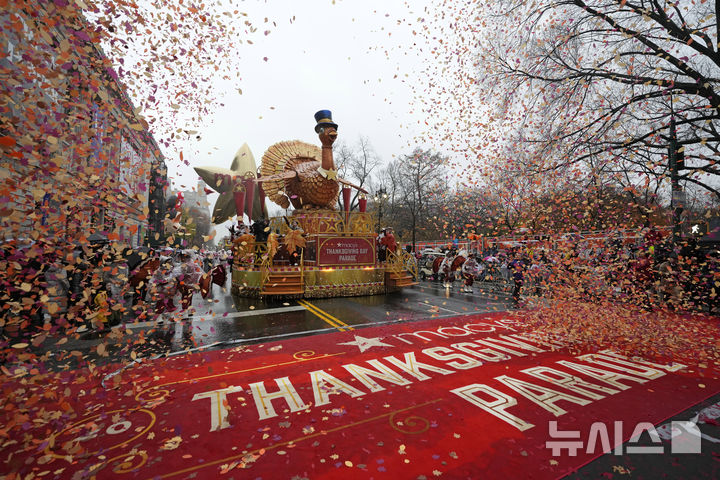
[314,110,338,133]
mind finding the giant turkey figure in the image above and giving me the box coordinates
[258,110,367,210]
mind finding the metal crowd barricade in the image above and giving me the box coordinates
[476,263,512,293]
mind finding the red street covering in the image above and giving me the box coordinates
[1,313,718,479]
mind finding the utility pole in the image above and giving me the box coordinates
[374,188,387,233]
[668,112,685,244]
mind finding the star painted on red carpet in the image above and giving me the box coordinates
[338,335,393,353]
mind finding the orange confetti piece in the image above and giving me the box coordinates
[0,136,16,147]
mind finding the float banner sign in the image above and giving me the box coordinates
[318,236,375,265]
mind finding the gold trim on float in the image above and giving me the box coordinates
[147,399,443,479]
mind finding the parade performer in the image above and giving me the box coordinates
[199,262,228,299]
[461,253,479,293]
[175,250,204,310]
[233,225,256,264]
[92,285,110,330]
[227,224,238,241]
[129,250,160,306]
[509,253,526,308]
[380,227,397,257]
[149,257,177,322]
[376,229,386,262]
[252,218,270,243]
[440,251,455,288]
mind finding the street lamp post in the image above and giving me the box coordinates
[668,110,685,245]
[374,188,388,233]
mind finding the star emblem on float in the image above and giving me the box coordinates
[338,335,393,353]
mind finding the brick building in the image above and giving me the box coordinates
[0,0,167,247]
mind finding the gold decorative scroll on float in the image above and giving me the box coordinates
[231,265,385,298]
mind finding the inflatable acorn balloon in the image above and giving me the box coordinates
[258,110,367,210]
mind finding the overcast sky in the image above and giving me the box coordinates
[130,0,442,241]
[168,0,436,192]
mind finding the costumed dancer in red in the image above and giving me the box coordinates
[175,250,204,310]
[440,251,454,289]
[376,229,386,262]
[461,253,478,293]
[148,256,177,324]
[379,227,397,261]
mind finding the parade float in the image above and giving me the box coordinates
[195,110,417,298]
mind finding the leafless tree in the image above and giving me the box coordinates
[382,149,448,247]
[335,136,381,211]
[471,0,720,200]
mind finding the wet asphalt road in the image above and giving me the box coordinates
[139,279,515,354]
[26,279,515,370]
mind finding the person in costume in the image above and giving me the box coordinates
[148,256,177,323]
[376,229,386,262]
[175,250,204,310]
[377,227,396,262]
[440,251,455,289]
[461,253,479,293]
[199,260,228,300]
[252,218,270,243]
[508,252,526,308]
[129,249,160,307]
[233,225,256,264]
[381,227,397,256]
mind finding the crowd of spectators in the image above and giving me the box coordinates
[416,230,719,314]
[0,238,232,345]
[499,233,716,312]
[3,228,717,355]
